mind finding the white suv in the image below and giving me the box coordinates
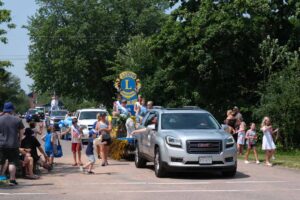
[74,108,108,143]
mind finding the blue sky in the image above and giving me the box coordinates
[1,0,37,93]
[0,1,179,94]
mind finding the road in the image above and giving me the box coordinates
[1,138,300,200]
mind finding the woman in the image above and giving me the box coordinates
[224,110,237,140]
[95,112,112,166]
[261,117,278,166]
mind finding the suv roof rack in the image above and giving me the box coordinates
[165,106,203,110]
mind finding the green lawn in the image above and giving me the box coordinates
[238,148,300,169]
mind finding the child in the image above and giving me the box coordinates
[80,130,97,174]
[261,116,278,166]
[42,126,54,167]
[244,123,260,164]
[237,121,246,155]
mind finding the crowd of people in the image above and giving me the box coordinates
[224,106,278,166]
[0,99,279,186]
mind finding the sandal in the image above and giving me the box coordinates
[25,175,40,180]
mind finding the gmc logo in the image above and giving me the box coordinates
[198,143,211,148]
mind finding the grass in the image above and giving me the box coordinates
[238,148,300,169]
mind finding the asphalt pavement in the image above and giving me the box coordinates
[1,135,300,200]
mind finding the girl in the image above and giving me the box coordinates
[237,121,246,155]
[42,126,54,167]
[244,123,260,164]
[261,117,278,166]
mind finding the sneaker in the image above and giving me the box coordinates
[9,180,18,186]
[79,166,85,172]
[244,160,250,164]
[256,160,260,164]
[266,162,273,167]
[272,156,275,160]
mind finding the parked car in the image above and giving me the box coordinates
[46,110,68,131]
[74,108,108,144]
[35,106,46,120]
[25,109,40,123]
[134,107,237,178]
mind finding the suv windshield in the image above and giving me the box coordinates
[28,109,37,115]
[161,113,220,130]
[50,111,67,117]
[79,111,106,120]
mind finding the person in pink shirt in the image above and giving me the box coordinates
[244,123,260,164]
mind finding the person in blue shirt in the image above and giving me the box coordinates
[42,126,54,166]
[80,130,97,174]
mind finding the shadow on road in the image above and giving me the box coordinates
[144,164,250,180]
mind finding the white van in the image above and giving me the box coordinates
[74,108,108,143]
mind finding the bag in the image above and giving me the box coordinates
[54,138,63,158]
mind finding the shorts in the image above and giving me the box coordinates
[87,154,95,163]
[247,143,256,149]
[0,148,19,165]
[102,138,112,146]
[71,143,82,152]
[46,151,54,157]
[93,137,102,146]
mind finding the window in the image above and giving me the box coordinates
[161,113,220,130]
[79,111,106,120]
[50,111,68,117]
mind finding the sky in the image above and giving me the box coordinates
[1,0,38,94]
[0,1,179,94]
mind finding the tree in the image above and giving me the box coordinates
[254,38,300,149]
[0,1,27,113]
[125,0,300,121]
[26,0,168,106]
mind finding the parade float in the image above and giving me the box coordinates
[109,71,141,160]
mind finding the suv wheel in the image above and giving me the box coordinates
[154,147,166,178]
[135,146,146,168]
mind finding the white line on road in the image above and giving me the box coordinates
[82,180,290,186]
[83,182,211,185]
[0,193,48,196]
[117,189,256,193]
[225,180,289,184]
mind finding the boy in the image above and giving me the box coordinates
[80,130,97,174]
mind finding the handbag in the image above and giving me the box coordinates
[54,138,63,158]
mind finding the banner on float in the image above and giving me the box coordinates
[114,71,141,115]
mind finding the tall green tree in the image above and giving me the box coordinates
[0,0,26,112]
[254,38,300,149]
[26,0,168,106]
[132,0,300,120]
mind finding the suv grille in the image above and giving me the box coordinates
[186,140,222,154]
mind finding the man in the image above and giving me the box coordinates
[0,102,25,186]
[233,106,243,121]
[118,100,130,117]
[147,101,154,110]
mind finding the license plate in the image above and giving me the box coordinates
[199,156,212,165]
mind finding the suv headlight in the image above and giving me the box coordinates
[226,136,235,148]
[166,136,182,148]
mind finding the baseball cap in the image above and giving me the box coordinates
[3,102,15,112]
